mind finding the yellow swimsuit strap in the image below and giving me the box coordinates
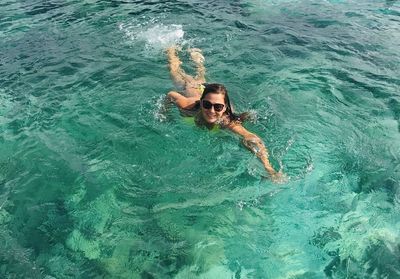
[199,84,205,94]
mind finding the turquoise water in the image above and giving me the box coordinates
[1,0,400,277]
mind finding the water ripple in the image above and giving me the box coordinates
[1,0,400,277]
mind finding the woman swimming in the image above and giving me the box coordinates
[166,46,283,181]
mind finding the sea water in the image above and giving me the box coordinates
[0,0,399,278]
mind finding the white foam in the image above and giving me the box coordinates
[119,21,184,50]
[153,95,168,122]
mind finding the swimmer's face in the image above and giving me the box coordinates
[201,93,226,124]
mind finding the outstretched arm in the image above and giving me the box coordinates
[166,91,198,110]
[227,122,280,178]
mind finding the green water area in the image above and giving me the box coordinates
[1,0,399,278]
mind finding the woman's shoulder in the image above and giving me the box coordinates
[219,115,241,129]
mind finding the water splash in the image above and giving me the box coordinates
[119,21,185,50]
[153,95,169,122]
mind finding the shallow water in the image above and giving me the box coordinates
[1,0,400,278]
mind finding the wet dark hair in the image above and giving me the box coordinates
[200,83,249,123]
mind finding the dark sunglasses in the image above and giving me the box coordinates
[201,100,225,112]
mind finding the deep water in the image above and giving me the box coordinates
[1,0,400,278]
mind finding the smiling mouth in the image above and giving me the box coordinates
[202,111,219,122]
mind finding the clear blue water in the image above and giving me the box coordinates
[1,0,400,278]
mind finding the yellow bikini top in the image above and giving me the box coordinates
[182,116,220,132]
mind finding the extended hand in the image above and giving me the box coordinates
[269,170,287,184]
